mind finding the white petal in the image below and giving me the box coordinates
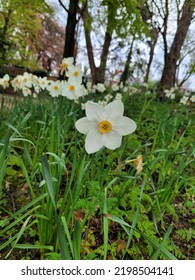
[85,130,104,154]
[86,101,106,121]
[105,100,124,119]
[103,131,122,150]
[112,116,137,135]
[75,117,97,134]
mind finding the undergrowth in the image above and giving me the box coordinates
[0,93,194,260]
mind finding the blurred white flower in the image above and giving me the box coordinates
[98,100,107,107]
[184,90,191,96]
[61,78,84,100]
[11,76,22,91]
[104,93,112,102]
[20,72,32,88]
[119,83,124,89]
[112,83,119,92]
[180,96,189,105]
[59,57,74,75]
[75,100,137,154]
[22,87,31,97]
[0,74,10,89]
[81,103,86,110]
[190,95,195,102]
[46,80,62,97]
[165,88,176,99]
[30,74,39,86]
[164,87,175,96]
[34,85,40,94]
[115,93,122,101]
[142,83,148,87]
[81,86,88,96]
[66,64,82,84]
[129,86,137,96]
[94,83,106,93]
[38,77,49,90]
[86,82,92,91]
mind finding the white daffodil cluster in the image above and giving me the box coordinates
[179,90,195,105]
[80,82,137,110]
[163,86,195,105]
[0,58,88,101]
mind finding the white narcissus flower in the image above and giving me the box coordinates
[61,78,84,100]
[98,100,107,107]
[112,83,119,92]
[115,93,122,101]
[94,83,106,93]
[180,96,189,105]
[75,100,137,154]
[59,57,74,75]
[0,74,10,89]
[46,80,62,97]
[66,64,83,84]
[30,74,39,87]
[11,76,22,91]
[20,72,33,88]
[86,82,92,92]
[22,87,31,97]
[104,94,112,102]
[38,77,49,90]
[190,95,195,102]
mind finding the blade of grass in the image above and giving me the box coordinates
[103,187,108,260]
[0,131,11,199]
[61,216,74,257]
[0,193,47,228]
[14,244,53,251]
[73,220,81,260]
[5,215,32,258]
[151,224,174,259]
[41,156,71,260]
[0,205,41,235]
[41,156,57,210]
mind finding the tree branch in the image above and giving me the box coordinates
[58,0,69,14]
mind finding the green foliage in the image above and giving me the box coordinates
[0,0,53,68]
[87,0,149,38]
[176,228,194,242]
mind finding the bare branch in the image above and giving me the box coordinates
[58,0,69,14]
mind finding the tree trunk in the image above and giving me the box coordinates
[0,10,11,64]
[63,0,78,60]
[158,0,194,99]
[120,37,135,85]
[144,28,159,83]
[82,3,96,82]
[82,0,115,84]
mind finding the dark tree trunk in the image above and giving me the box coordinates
[158,0,194,99]
[0,10,11,64]
[63,0,78,60]
[144,28,159,83]
[120,37,135,85]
